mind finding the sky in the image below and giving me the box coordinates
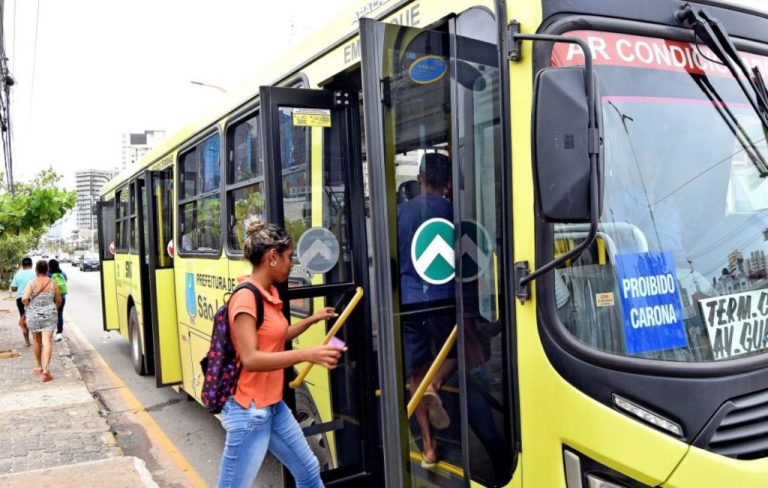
[5,0,768,192]
[5,0,358,190]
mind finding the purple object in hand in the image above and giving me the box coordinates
[328,336,346,348]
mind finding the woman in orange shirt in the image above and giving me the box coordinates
[216,222,345,488]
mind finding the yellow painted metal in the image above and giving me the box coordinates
[101,260,120,331]
[289,287,364,389]
[155,268,182,384]
[406,325,458,418]
[663,445,768,487]
[408,451,464,478]
[597,237,606,265]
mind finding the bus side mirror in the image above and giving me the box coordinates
[533,67,603,223]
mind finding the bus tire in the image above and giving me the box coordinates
[129,305,148,376]
[295,386,332,471]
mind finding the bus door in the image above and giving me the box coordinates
[144,168,182,386]
[360,11,516,488]
[260,86,378,485]
[97,198,119,331]
[133,175,155,375]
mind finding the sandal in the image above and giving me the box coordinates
[41,372,53,382]
[32,367,43,375]
[420,440,442,469]
[422,391,450,430]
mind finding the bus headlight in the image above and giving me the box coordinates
[612,394,683,437]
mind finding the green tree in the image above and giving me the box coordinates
[0,169,76,286]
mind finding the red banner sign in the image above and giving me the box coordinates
[551,31,768,79]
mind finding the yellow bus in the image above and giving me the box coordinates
[97,0,768,485]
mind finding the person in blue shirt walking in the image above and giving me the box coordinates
[48,259,68,342]
[10,257,35,347]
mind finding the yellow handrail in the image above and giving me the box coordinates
[406,325,458,418]
[289,286,364,389]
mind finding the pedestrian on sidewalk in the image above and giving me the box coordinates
[9,256,34,347]
[48,259,68,342]
[216,221,343,488]
[22,260,62,383]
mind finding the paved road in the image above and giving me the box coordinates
[63,264,281,487]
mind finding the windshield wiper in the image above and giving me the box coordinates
[694,76,768,174]
[677,3,768,176]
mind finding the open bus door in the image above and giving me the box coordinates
[144,167,183,386]
[259,85,379,485]
[360,11,516,488]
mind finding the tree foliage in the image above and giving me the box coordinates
[0,169,76,236]
[0,169,76,286]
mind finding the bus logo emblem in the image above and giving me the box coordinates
[411,219,493,285]
[185,272,196,325]
[411,218,455,285]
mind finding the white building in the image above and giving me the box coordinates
[75,170,114,241]
[120,130,166,172]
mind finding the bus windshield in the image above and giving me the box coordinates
[552,31,768,363]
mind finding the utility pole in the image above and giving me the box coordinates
[0,0,15,193]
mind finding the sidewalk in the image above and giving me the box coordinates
[0,293,157,487]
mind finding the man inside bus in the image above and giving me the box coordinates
[397,151,457,468]
[182,211,200,251]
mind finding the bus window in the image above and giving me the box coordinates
[279,107,311,243]
[227,114,265,251]
[115,187,130,252]
[100,198,115,260]
[129,181,138,252]
[152,169,173,269]
[178,133,222,254]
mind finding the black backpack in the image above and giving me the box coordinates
[200,282,264,414]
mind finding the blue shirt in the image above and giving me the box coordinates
[397,193,454,304]
[10,269,35,299]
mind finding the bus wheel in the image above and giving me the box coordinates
[295,386,332,471]
[129,306,147,376]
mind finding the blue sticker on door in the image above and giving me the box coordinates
[615,251,687,355]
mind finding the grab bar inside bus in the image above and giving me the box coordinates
[289,286,364,389]
[407,325,458,419]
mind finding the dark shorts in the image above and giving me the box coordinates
[402,313,456,377]
[16,298,24,317]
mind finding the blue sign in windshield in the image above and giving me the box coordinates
[615,251,687,355]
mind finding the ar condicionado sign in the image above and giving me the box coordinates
[552,30,768,78]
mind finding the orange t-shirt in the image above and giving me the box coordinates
[228,277,288,409]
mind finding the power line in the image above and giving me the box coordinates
[29,0,39,113]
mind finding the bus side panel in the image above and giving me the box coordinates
[174,256,231,398]
[101,260,120,331]
[188,328,211,403]
[178,325,196,397]
[155,267,182,384]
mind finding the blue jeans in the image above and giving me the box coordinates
[57,295,66,334]
[216,397,323,488]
